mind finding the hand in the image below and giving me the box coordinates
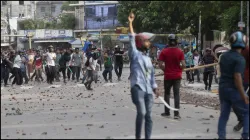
[154,88,161,98]
[244,96,249,104]
[128,12,135,22]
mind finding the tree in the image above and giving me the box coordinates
[58,14,76,29]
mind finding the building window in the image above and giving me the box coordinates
[19,1,24,5]
[101,7,104,17]
[85,8,95,16]
[51,6,56,13]
[2,1,7,5]
[41,7,45,12]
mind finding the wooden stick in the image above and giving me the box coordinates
[155,63,218,76]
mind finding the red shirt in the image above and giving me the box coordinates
[159,47,184,80]
[241,46,249,84]
[35,56,42,67]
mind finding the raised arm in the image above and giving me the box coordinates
[128,12,138,59]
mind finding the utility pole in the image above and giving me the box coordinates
[7,6,11,45]
[198,11,201,52]
[247,1,249,45]
[240,1,243,31]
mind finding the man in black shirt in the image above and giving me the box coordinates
[114,45,124,81]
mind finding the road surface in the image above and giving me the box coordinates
[1,68,241,139]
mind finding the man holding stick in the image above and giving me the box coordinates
[128,12,160,139]
[158,34,186,119]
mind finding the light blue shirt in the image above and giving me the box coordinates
[129,34,157,94]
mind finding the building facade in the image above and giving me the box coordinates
[35,1,64,20]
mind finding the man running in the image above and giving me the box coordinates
[158,34,186,119]
[217,31,249,139]
[114,45,124,81]
[128,12,160,139]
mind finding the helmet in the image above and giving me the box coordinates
[168,34,178,45]
[229,31,246,49]
[135,32,156,49]
[115,45,120,49]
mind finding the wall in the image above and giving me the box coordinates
[1,1,33,18]
[35,2,63,19]
[18,29,73,38]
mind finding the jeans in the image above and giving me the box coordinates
[59,67,66,80]
[232,83,249,123]
[3,67,10,85]
[72,66,81,81]
[218,87,249,139]
[193,69,200,82]
[203,71,213,88]
[164,79,181,115]
[131,85,153,139]
[67,66,74,80]
[114,63,123,78]
[21,70,29,83]
[102,67,113,81]
[82,68,88,83]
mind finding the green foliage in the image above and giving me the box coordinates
[117,1,247,36]
[18,14,76,30]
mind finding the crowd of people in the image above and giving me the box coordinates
[1,44,127,90]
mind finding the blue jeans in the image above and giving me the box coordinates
[218,87,249,139]
[131,85,153,139]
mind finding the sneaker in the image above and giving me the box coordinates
[161,113,171,118]
[208,87,211,91]
[174,115,181,120]
[233,122,243,132]
[205,86,208,90]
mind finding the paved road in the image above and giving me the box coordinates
[1,68,241,139]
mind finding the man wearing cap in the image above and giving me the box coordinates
[72,48,83,82]
[114,45,124,81]
[128,12,160,139]
[44,45,56,84]
[158,34,186,119]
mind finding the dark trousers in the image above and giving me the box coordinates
[102,67,113,81]
[67,66,74,80]
[203,71,213,88]
[12,67,23,85]
[59,67,66,80]
[1,65,4,82]
[55,65,60,81]
[72,66,81,81]
[3,67,10,85]
[114,63,123,78]
[185,65,194,82]
[164,79,181,115]
[45,65,56,84]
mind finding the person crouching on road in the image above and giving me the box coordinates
[158,34,186,119]
[217,31,249,139]
[128,12,160,139]
[44,45,56,84]
[102,51,113,83]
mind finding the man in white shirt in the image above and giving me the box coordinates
[84,47,98,90]
[12,51,23,85]
[44,45,56,84]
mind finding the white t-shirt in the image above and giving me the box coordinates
[193,55,200,66]
[13,55,22,68]
[45,52,56,66]
[87,57,98,70]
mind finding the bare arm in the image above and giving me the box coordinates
[158,61,165,72]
